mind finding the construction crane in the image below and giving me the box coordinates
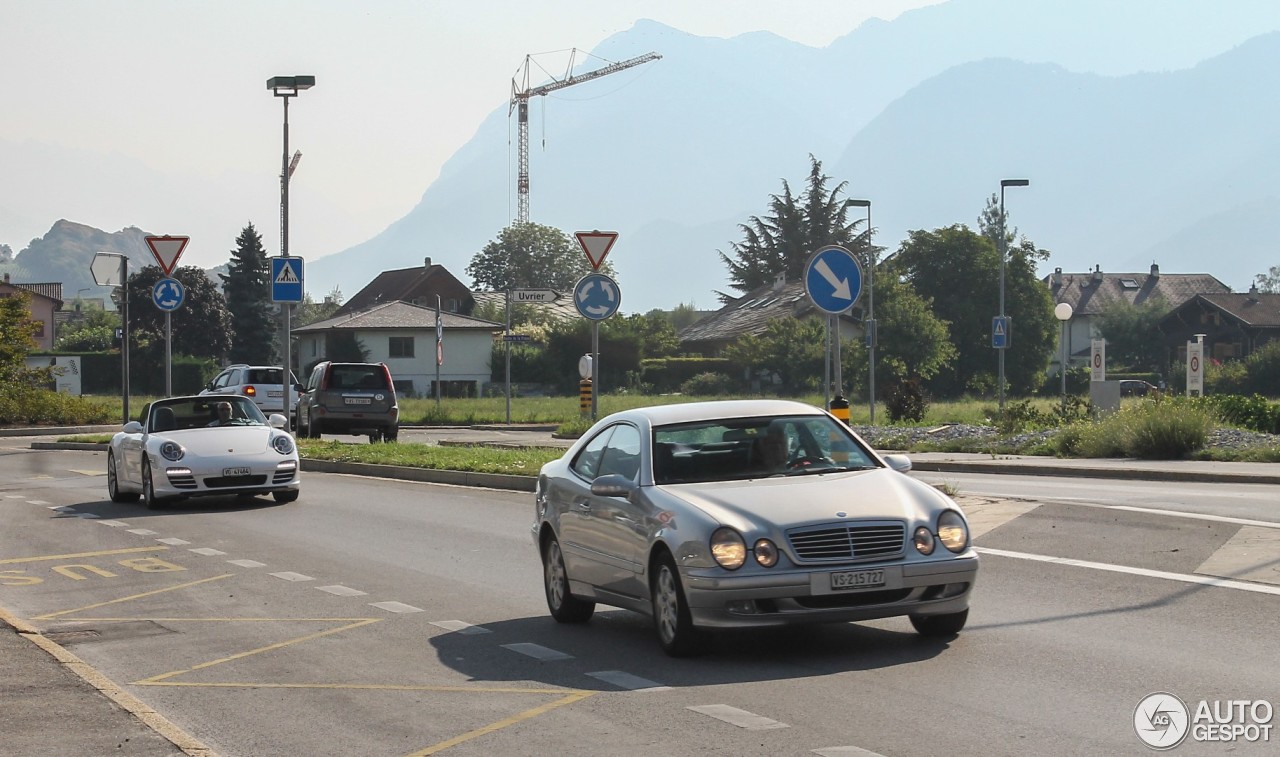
[509,49,661,224]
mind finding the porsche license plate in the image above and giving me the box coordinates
[345,397,372,405]
[829,569,885,590]
[223,467,251,476]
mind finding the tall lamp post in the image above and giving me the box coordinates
[1054,302,1073,406]
[997,178,1029,412]
[268,75,314,426]
[848,199,874,423]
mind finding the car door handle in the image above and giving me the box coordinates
[574,501,592,512]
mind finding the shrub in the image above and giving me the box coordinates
[1245,340,1280,396]
[679,371,737,396]
[1199,394,1280,434]
[885,378,929,423]
[1207,360,1249,395]
[1052,397,1212,459]
[0,386,114,426]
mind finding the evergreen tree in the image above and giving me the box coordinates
[220,223,277,364]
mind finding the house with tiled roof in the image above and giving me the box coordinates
[335,257,475,317]
[293,301,502,397]
[1158,289,1280,363]
[0,273,63,351]
[1045,263,1230,369]
[677,277,860,356]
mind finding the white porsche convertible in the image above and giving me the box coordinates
[107,395,301,509]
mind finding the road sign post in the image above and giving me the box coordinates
[1091,339,1106,382]
[573,273,622,420]
[804,246,863,415]
[1187,337,1205,397]
[992,316,1011,349]
[511,288,560,304]
[272,256,304,426]
[152,278,185,396]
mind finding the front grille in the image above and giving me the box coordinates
[787,521,906,563]
[204,475,268,489]
[272,467,296,484]
[793,589,911,608]
[166,474,197,490]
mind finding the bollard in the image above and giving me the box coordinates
[579,379,593,416]
[829,394,850,425]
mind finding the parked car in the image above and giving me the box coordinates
[107,395,300,509]
[297,361,399,442]
[532,399,978,656]
[200,364,302,424]
[1119,379,1159,397]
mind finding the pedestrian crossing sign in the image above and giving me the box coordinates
[992,315,1011,349]
[272,256,304,303]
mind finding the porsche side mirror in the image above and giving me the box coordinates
[123,421,143,434]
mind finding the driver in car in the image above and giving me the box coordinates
[207,401,234,426]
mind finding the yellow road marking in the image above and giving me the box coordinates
[71,469,106,476]
[0,545,168,565]
[407,691,595,756]
[33,574,234,620]
[137,681,573,694]
[137,618,381,683]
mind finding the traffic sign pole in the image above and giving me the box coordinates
[165,312,172,396]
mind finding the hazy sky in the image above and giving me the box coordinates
[0,0,941,274]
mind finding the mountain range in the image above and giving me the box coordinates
[6,0,1280,312]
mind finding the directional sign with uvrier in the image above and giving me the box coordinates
[574,273,621,321]
[804,245,863,315]
[152,277,185,312]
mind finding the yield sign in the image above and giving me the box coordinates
[145,235,190,275]
[575,230,618,271]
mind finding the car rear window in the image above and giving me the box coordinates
[247,369,285,384]
[329,365,389,390]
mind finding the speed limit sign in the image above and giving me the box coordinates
[1186,340,1204,395]
[1090,339,1105,382]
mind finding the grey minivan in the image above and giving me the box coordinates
[297,362,399,442]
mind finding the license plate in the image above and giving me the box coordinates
[268,390,282,398]
[223,467,251,476]
[345,397,372,405]
[829,569,885,590]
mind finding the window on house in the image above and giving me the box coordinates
[389,336,414,358]
[1119,278,1140,289]
[33,320,45,338]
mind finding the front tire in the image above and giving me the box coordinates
[273,490,300,504]
[651,552,706,657]
[542,536,594,623]
[910,608,969,637]
[107,452,139,503]
[142,458,166,510]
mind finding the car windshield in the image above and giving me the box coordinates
[148,397,269,432]
[652,414,880,484]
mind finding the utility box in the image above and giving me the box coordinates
[1090,380,1122,415]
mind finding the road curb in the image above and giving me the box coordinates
[909,460,1280,485]
[300,459,536,492]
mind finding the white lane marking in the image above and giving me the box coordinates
[29,500,51,506]
[586,670,669,691]
[76,513,102,519]
[369,601,424,614]
[1196,526,1280,586]
[502,643,572,661]
[269,572,314,582]
[813,747,887,756]
[97,520,130,527]
[156,537,190,545]
[430,620,490,634]
[316,585,368,597]
[227,559,266,568]
[189,548,227,556]
[1107,504,1280,530]
[127,528,157,535]
[71,469,105,476]
[4,494,25,498]
[977,547,1280,597]
[687,704,789,730]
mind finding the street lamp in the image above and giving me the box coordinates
[848,199,874,423]
[997,178,1029,412]
[1054,302,1073,406]
[268,75,314,427]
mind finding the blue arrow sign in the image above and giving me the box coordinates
[992,316,1012,349]
[573,273,621,321]
[152,277,185,312]
[272,256,304,303]
[804,246,863,315]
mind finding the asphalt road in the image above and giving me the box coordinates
[2,446,1278,756]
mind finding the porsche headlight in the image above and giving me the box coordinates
[710,527,746,570]
[159,441,184,462]
[937,510,969,553]
[272,434,295,455]
[753,538,779,567]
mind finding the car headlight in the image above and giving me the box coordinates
[913,526,935,555]
[160,441,184,462]
[753,538,778,567]
[710,527,746,570]
[937,510,969,553]
[272,435,295,455]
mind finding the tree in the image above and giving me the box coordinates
[723,317,828,395]
[849,271,956,393]
[718,155,868,299]
[297,286,344,327]
[54,309,120,352]
[1254,265,1280,293]
[467,222,612,292]
[220,223,276,364]
[891,224,1055,398]
[126,265,232,367]
[0,288,40,385]
[1093,298,1168,372]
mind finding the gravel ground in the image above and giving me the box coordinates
[848,424,1280,453]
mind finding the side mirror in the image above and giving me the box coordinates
[268,414,288,429]
[123,421,143,434]
[590,473,637,498]
[882,453,912,473]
